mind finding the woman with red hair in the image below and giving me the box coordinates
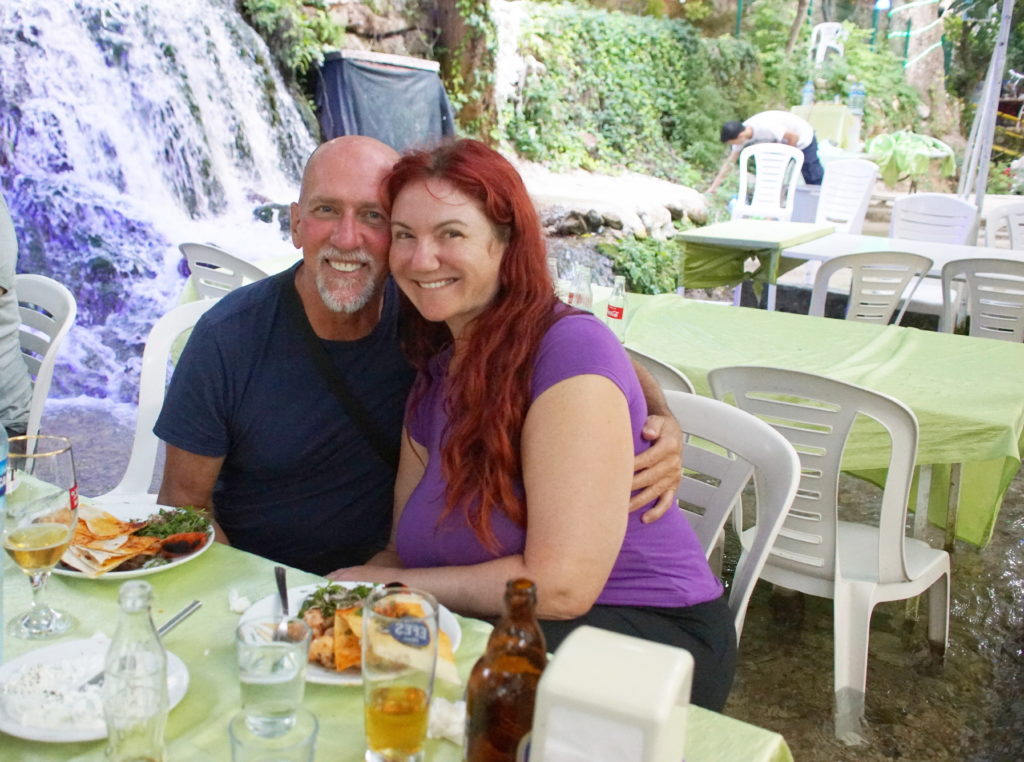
[331,139,735,710]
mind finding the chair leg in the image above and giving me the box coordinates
[833,582,874,745]
[927,572,950,657]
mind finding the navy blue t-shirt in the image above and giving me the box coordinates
[155,265,414,574]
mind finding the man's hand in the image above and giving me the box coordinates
[630,413,683,523]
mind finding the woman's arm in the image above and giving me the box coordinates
[329,374,633,620]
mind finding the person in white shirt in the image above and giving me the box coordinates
[707,110,824,194]
[0,191,33,437]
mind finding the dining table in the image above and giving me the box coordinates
[676,220,835,310]
[1,540,795,761]
[610,293,1024,550]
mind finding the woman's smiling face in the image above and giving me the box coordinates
[389,178,508,339]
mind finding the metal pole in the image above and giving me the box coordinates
[735,0,744,38]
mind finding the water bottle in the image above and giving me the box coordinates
[848,82,865,116]
[568,266,594,312]
[103,580,168,762]
[606,275,627,343]
[801,80,815,106]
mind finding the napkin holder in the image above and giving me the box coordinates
[529,625,693,762]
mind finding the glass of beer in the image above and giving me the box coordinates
[362,586,440,762]
[3,435,78,639]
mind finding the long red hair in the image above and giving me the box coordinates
[386,139,562,552]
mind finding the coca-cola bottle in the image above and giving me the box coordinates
[464,579,548,762]
[606,275,627,343]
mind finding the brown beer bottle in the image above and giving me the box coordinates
[464,578,548,762]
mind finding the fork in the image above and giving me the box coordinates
[273,565,290,641]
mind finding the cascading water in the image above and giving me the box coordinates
[0,0,316,403]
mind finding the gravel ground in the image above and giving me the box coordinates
[41,394,1024,762]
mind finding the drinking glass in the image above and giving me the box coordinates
[3,435,78,639]
[236,616,311,738]
[362,586,440,762]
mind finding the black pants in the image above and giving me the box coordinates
[539,595,737,712]
[801,135,824,185]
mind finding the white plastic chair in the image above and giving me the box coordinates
[664,390,800,642]
[625,346,695,394]
[814,159,879,234]
[940,258,1024,342]
[708,366,950,745]
[808,251,933,326]
[15,274,77,439]
[889,193,978,245]
[809,22,847,65]
[179,242,268,298]
[983,201,1024,249]
[732,144,804,222]
[95,299,218,504]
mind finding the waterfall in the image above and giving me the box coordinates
[0,0,316,402]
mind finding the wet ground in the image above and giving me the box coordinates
[42,392,1024,762]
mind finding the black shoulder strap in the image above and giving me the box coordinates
[277,270,399,472]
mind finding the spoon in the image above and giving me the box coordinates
[273,565,290,641]
[79,599,203,690]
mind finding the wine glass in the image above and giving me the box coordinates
[3,435,79,639]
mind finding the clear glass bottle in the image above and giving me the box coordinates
[569,266,594,312]
[606,275,627,343]
[103,580,168,762]
[464,579,548,762]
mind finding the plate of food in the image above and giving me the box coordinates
[239,582,461,686]
[0,636,189,743]
[53,502,214,579]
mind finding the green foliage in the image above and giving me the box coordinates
[816,26,921,134]
[239,0,339,78]
[598,236,683,295]
[445,0,499,139]
[502,5,759,182]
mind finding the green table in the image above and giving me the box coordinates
[616,294,1024,547]
[1,543,793,761]
[677,220,834,307]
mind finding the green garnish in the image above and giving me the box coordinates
[298,583,377,619]
[135,506,212,538]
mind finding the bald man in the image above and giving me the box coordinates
[155,137,682,574]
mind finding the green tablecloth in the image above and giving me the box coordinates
[677,220,834,290]
[1,543,793,762]
[617,294,1024,547]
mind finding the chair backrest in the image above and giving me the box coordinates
[625,346,695,394]
[814,159,879,234]
[809,22,846,64]
[889,193,978,245]
[664,390,800,641]
[179,242,269,298]
[708,366,919,595]
[941,258,1024,342]
[983,202,1024,249]
[808,251,933,326]
[732,144,804,222]
[106,299,218,496]
[15,274,77,438]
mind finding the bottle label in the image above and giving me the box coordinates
[69,483,78,511]
[606,306,624,320]
[389,620,431,648]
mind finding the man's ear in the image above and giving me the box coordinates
[289,202,301,248]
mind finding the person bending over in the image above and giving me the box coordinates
[330,139,736,710]
[707,109,824,194]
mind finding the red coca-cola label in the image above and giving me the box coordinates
[69,483,79,511]
[606,306,624,320]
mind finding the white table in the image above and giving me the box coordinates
[781,232,1023,277]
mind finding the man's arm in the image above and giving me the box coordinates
[157,444,229,544]
[781,130,800,146]
[707,153,736,194]
[629,359,683,523]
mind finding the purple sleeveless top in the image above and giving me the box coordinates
[395,310,723,608]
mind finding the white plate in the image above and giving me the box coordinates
[0,638,189,743]
[53,502,215,580]
[239,583,461,686]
